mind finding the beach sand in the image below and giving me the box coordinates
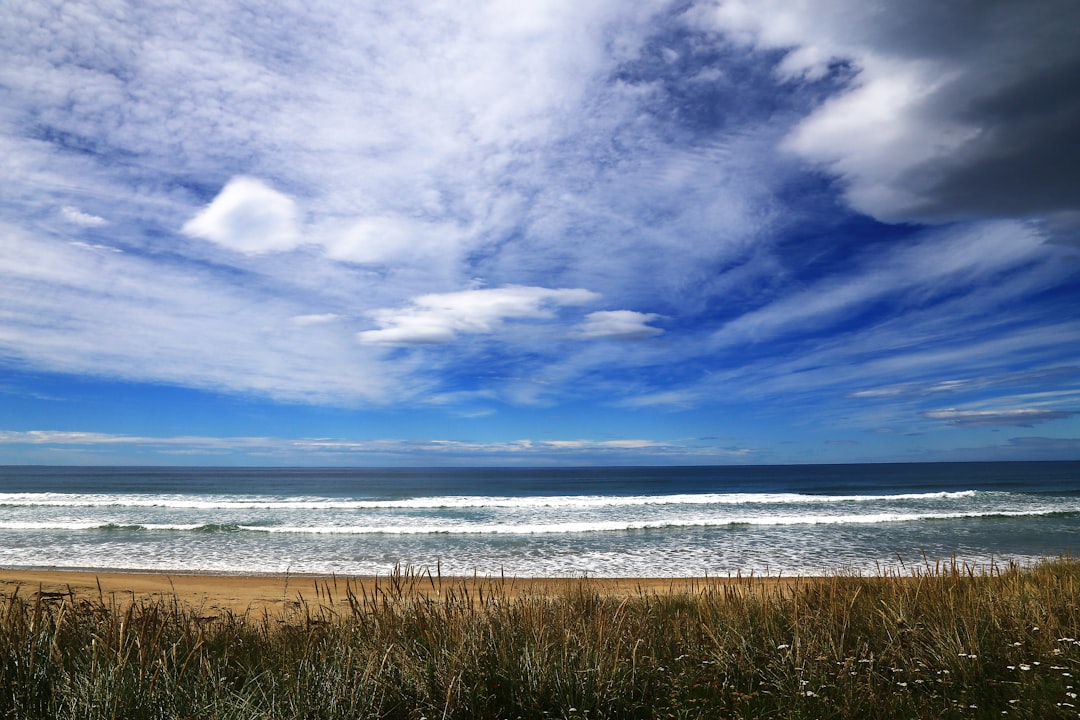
[0,568,794,614]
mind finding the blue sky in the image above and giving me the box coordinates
[2,0,1079,466]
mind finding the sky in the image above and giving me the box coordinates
[1,0,1079,466]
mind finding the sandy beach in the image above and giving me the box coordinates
[0,568,792,615]
[1,561,1074,718]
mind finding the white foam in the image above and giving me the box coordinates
[0,521,220,531]
[0,489,981,510]
[0,501,1072,536]
[224,507,1071,536]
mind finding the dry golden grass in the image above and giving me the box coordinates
[0,558,1077,719]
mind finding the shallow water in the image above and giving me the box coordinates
[0,462,1077,576]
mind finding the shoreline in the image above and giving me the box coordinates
[0,567,803,614]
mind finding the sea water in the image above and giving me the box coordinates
[0,462,1077,577]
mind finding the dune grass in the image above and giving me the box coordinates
[1,558,1078,719]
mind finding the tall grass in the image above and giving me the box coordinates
[1,558,1078,719]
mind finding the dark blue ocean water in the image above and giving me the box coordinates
[0,462,1077,576]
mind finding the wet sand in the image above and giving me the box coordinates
[0,568,798,614]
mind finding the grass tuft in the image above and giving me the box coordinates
[0,558,1078,718]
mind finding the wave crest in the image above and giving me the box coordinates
[0,489,980,511]
[0,508,1073,536]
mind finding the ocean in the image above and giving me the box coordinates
[0,462,1077,577]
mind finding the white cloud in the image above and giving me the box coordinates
[61,206,107,227]
[181,177,301,254]
[0,222,407,404]
[540,439,664,449]
[0,428,753,462]
[923,408,1074,427]
[357,285,599,345]
[291,313,340,325]
[69,240,121,253]
[323,215,465,267]
[576,310,663,340]
[617,389,701,409]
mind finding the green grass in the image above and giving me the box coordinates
[1,558,1078,719]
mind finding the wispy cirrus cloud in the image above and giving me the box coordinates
[923,408,1075,428]
[850,369,1080,402]
[712,220,1046,348]
[0,429,754,465]
[605,219,1080,434]
[0,221,410,404]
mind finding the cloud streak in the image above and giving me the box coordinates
[357,286,600,345]
[923,408,1075,428]
[0,429,754,464]
[575,311,664,340]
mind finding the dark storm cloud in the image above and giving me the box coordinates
[902,26,1080,224]
[702,0,1080,228]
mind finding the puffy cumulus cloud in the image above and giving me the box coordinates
[575,310,663,340]
[357,286,599,345]
[695,0,1080,226]
[181,177,301,254]
[923,408,1075,427]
